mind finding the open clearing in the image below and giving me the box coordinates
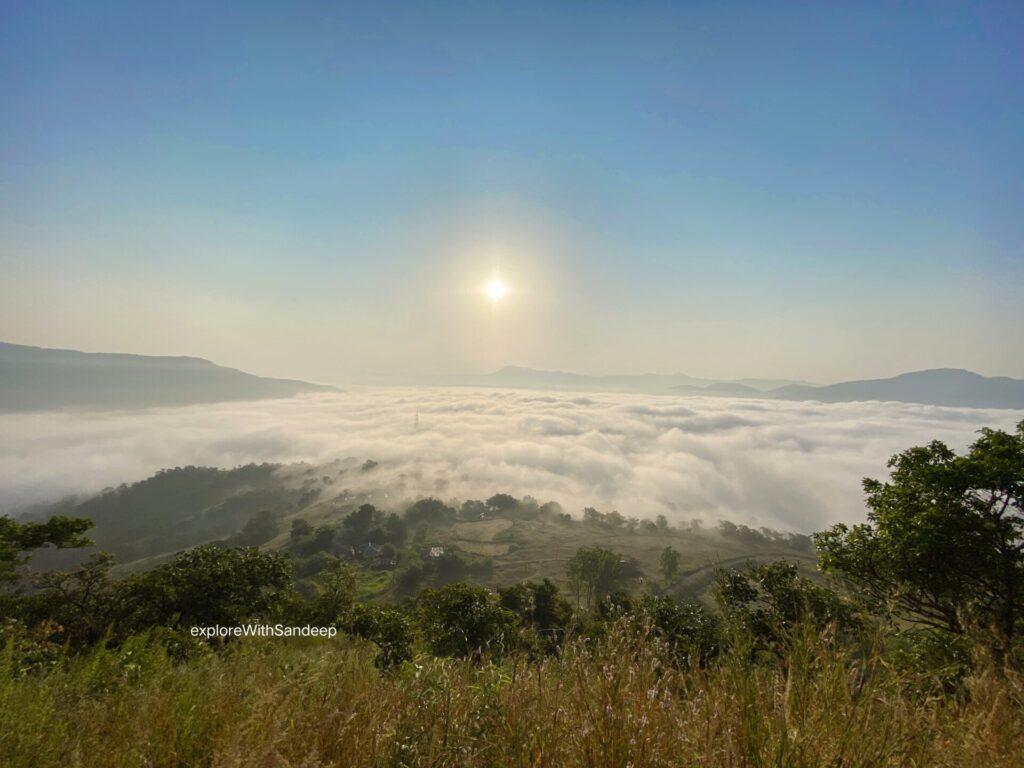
[447,519,515,555]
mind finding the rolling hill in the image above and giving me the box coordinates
[23,461,815,603]
[0,342,339,411]
[771,368,1024,409]
[445,365,1024,409]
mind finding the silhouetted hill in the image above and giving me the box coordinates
[772,369,1024,409]
[0,342,339,411]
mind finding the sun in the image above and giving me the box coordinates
[485,278,508,302]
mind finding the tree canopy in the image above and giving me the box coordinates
[0,515,93,588]
[566,546,627,610]
[815,420,1024,660]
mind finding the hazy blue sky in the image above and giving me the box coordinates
[2,1,1021,384]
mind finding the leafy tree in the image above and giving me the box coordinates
[486,493,518,515]
[498,579,574,654]
[309,525,336,553]
[309,560,357,625]
[416,583,519,660]
[290,518,313,539]
[29,553,120,646]
[404,498,455,527]
[815,422,1024,661]
[125,545,294,631]
[0,515,93,588]
[292,551,338,580]
[459,499,488,520]
[582,507,604,525]
[636,594,721,666]
[660,546,681,587]
[230,509,279,547]
[566,546,625,610]
[714,561,860,649]
[383,513,407,545]
[432,551,469,585]
[518,496,542,519]
[347,603,413,668]
[719,521,767,545]
[393,562,425,596]
[539,501,563,518]
[604,511,626,528]
[340,504,378,543]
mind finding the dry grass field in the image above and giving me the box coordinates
[4,623,1023,768]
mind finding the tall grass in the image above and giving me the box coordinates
[2,623,1023,767]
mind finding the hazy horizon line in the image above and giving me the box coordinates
[8,337,1024,390]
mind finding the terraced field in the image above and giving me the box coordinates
[445,519,515,555]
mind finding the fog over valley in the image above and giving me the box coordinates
[2,387,1018,533]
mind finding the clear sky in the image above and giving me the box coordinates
[2,1,1021,384]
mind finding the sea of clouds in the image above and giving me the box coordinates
[1,388,1020,532]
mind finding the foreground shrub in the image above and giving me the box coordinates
[415,583,519,661]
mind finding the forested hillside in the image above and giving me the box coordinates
[25,461,815,601]
[2,421,1023,767]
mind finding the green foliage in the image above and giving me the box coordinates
[292,551,338,581]
[886,627,974,692]
[404,498,456,527]
[815,420,1024,661]
[392,549,492,596]
[714,561,861,650]
[659,545,680,586]
[415,583,519,660]
[459,499,488,520]
[0,514,93,587]
[347,603,414,668]
[227,509,279,547]
[309,560,357,625]
[58,464,292,562]
[340,503,378,544]
[5,618,1024,767]
[290,517,313,539]
[28,553,121,646]
[383,513,408,546]
[497,578,573,655]
[124,545,295,631]
[0,618,65,676]
[485,493,518,515]
[310,524,337,553]
[8,424,1024,763]
[636,594,722,666]
[566,546,627,610]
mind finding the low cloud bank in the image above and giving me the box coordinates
[1,388,1019,531]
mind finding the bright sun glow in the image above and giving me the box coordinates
[485,279,508,302]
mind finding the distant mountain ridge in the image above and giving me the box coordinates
[770,368,1024,409]
[0,342,338,411]
[4,344,1020,411]
[438,364,1024,410]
